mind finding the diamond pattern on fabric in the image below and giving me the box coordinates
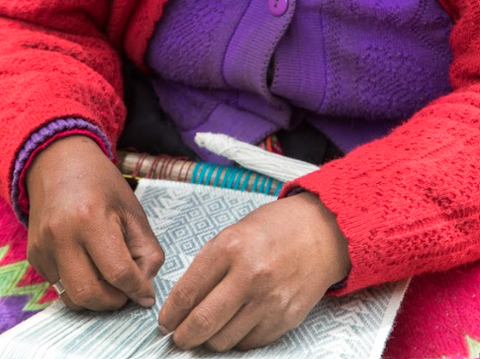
[0,180,406,359]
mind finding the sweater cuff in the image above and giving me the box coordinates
[11,118,113,225]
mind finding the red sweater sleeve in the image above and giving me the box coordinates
[0,0,127,204]
[281,0,480,295]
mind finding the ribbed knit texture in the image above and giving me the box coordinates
[0,0,169,205]
[278,0,480,296]
[1,0,480,358]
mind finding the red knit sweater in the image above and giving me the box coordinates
[0,0,479,305]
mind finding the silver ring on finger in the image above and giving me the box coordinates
[52,279,66,296]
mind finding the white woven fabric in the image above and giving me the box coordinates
[195,133,320,182]
[0,180,408,359]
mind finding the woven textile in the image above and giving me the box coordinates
[0,180,407,359]
[0,197,56,335]
[2,0,480,312]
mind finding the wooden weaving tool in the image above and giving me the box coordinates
[116,151,284,196]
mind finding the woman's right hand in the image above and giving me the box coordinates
[26,136,164,311]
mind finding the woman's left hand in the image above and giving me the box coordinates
[158,192,351,352]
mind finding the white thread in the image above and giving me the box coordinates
[194,132,320,182]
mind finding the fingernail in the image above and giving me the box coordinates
[138,296,155,308]
[159,324,170,336]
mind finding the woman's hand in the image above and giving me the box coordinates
[27,136,164,311]
[158,192,351,351]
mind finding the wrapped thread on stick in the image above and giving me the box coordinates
[117,151,284,196]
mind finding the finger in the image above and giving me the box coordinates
[159,240,229,334]
[237,288,326,351]
[204,303,261,352]
[236,318,295,351]
[56,245,129,311]
[123,209,165,279]
[83,219,156,308]
[52,278,84,312]
[235,296,319,351]
[171,272,247,350]
[29,250,84,311]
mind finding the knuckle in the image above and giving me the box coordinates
[214,228,245,255]
[69,285,97,307]
[107,264,134,287]
[39,216,65,239]
[207,335,234,352]
[248,262,274,284]
[171,284,196,310]
[172,332,189,350]
[74,201,99,222]
[284,303,307,329]
[190,310,214,333]
[149,251,165,273]
[197,240,214,257]
[262,290,284,309]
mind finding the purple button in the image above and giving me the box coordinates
[268,0,288,16]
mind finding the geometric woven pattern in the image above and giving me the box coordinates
[0,246,51,313]
[466,335,480,359]
[0,180,407,359]
[0,194,58,335]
